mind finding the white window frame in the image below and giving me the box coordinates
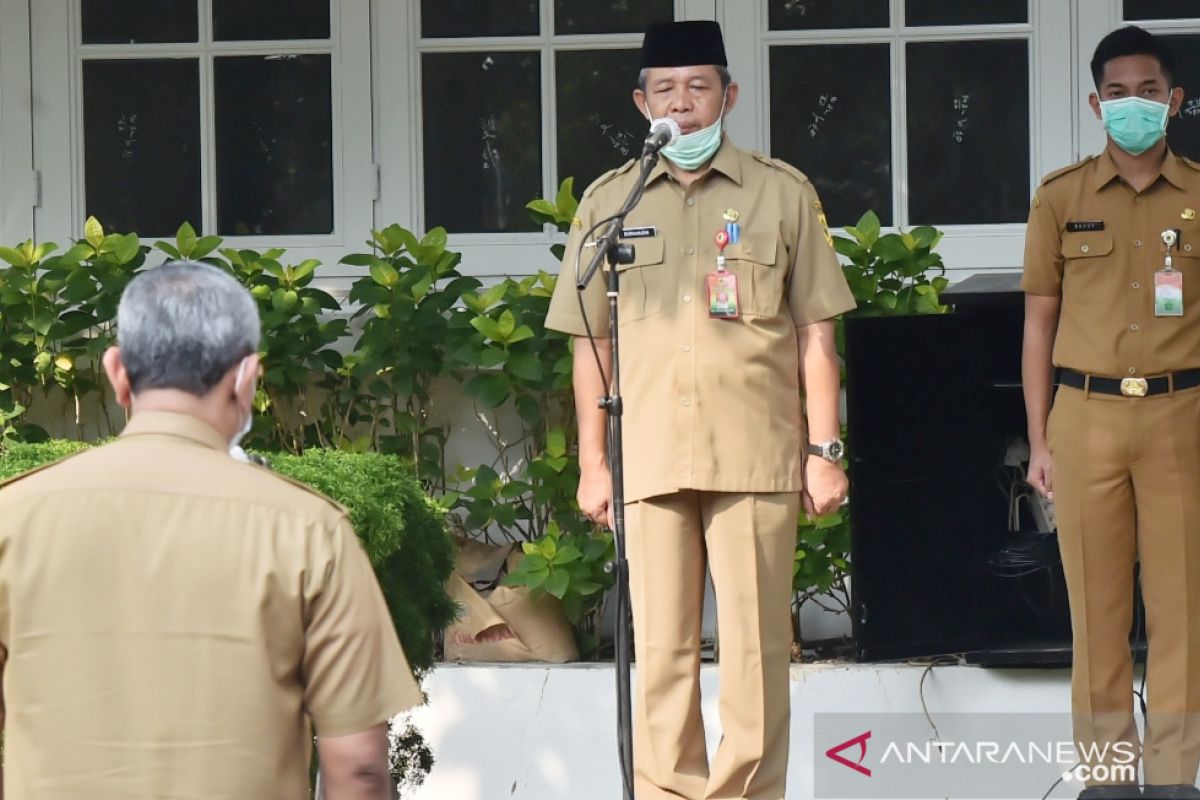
[376,0,715,279]
[29,0,374,272]
[722,0,1074,278]
[1,0,35,244]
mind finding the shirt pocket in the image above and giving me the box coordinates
[1060,231,1115,305]
[726,233,783,317]
[614,236,667,321]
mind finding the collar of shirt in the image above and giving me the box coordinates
[646,134,743,187]
[119,410,230,452]
[1093,146,1187,192]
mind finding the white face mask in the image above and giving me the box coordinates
[228,356,255,459]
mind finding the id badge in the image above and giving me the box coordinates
[707,271,739,319]
[1155,269,1184,317]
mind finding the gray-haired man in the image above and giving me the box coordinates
[0,261,419,799]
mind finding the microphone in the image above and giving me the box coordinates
[643,118,681,155]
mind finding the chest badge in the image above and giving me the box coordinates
[1184,208,1196,221]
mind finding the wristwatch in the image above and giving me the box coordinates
[806,438,845,463]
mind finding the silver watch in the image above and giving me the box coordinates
[806,438,845,463]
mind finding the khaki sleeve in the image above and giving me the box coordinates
[1020,189,1064,296]
[545,194,610,337]
[787,182,858,326]
[302,518,422,736]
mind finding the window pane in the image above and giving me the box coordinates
[769,0,889,30]
[554,0,672,35]
[82,59,201,238]
[1164,35,1200,161]
[906,0,1028,26]
[556,49,647,192]
[82,0,197,44]
[423,52,542,233]
[769,44,893,227]
[421,0,539,38]
[214,55,334,236]
[212,0,330,41]
[1124,0,1199,20]
[906,40,1030,225]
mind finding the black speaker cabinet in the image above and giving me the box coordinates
[844,274,1145,666]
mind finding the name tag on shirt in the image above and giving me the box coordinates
[620,226,658,239]
[1065,221,1105,232]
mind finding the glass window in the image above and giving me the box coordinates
[82,59,202,237]
[905,0,1028,27]
[1124,0,1198,20]
[422,52,543,233]
[82,0,198,44]
[420,0,540,38]
[1163,34,1200,161]
[554,0,672,35]
[214,55,334,236]
[906,39,1030,225]
[212,0,330,41]
[556,49,646,192]
[769,44,893,226]
[768,0,889,30]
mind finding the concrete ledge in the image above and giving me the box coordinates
[409,661,1083,799]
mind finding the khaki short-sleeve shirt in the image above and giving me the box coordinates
[546,137,856,502]
[1022,149,1200,376]
[0,412,420,799]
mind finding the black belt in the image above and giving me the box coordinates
[1058,367,1200,397]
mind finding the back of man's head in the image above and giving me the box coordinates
[1091,25,1176,88]
[117,260,260,396]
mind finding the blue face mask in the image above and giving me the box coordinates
[1099,96,1170,156]
[646,93,727,171]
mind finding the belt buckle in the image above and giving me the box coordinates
[1120,377,1149,397]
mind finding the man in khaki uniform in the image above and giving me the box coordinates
[0,261,420,799]
[546,21,855,800]
[1023,26,1200,800]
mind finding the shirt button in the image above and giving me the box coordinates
[682,294,692,303]
[1135,240,1143,248]
[681,398,691,407]
[1132,281,1141,289]
[1134,196,1143,203]
[1130,323,1139,332]
[686,197,696,206]
[1080,244,1090,253]
[681,344,692,352]
[1129,367,1138,375]
[686,247,695,255]
[1188,244,1194,253]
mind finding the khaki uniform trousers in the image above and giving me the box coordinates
[1050,383,1200,786]
[626,490,800,800]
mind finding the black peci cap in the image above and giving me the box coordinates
[640,21,727,69]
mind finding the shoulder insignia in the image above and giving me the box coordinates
[749,151,810,184]
[1039,156,1095,187]
[581,159,638,201]
[0,448,91,491]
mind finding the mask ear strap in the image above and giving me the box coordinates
[234,357,251,394]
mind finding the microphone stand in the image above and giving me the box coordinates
[578,146,661,800]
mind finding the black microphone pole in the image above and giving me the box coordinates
[578,144,662,800]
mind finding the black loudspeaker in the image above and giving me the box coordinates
[844,275,1145,665]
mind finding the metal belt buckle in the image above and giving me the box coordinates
[1120,377,1149,397]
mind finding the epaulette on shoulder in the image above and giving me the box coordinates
[256,464,350,516]
[1040,156,1095,187]
[749,152,810,184]
[0,448,90,491]
[1182,156,1200,173]
[581,159,638,201]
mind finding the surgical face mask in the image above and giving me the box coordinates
[229,356,255,458]
[1099,96,1170,156]
[645,92,727,171]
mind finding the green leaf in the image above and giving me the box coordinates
[291,259,320,282]
[546,426,567,458]
[544,569,569,600]
[191,235,223,260]
[464,372,510,409]
[855,210,882,246]
[176,221,198,258]
[552,544,582,565]
[506,352,542,382]
[870,234,912,264]
[507,325,535,345]
[114,233,141,263]
[420,227,448,252]
[369,259,400,288]
[0,246,26,267]
[84,217,105,249]
[470,316,504,341]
